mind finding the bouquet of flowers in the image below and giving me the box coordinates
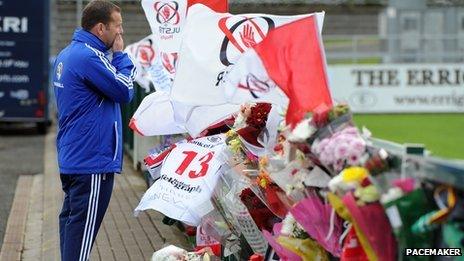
[311,126,369,173]
[226,103,273,166]
[215,169,269,255]
[239,187,281,232]
[276,213,330,261]
[262,222,302,261]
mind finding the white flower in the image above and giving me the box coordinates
[378,148,389,159]
[361,126,372,139]
[233,112,246,129]
[380,187,404,204]
[287,118,316,142]
[151,245,187,261]
[328,175,342,192]
[281,214,296,236]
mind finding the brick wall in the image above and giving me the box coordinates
[52,1,151,56]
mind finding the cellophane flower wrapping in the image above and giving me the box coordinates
[343,192,397,261]
[151,245,218,261]
[290,195,343,257]
[262,222,302,261]
[214,167,269,255]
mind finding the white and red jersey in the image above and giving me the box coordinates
[135,134,227,226]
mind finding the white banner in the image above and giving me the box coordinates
[125,35,175,92]
[170,4,325,106]
[135,134,227,226]
[130,90,239,137]
[129,91,186,136]
[141,0,188,53]
[328,64,464,113]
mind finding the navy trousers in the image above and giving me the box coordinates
[59,173,114,261]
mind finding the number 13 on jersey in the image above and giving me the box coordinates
[175,150,215,179]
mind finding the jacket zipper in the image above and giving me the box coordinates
[113,121,118,161]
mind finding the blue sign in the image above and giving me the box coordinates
[0,0,49,121]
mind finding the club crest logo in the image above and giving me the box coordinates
[207,135,222,144]
[238,73,272,98]
[218,16,275,66]
[56,62,63,80]
[154,1,181,25]
[135,39,156,67]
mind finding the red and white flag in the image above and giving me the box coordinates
[169,4,325,107]
[223,16,333,127]
[142,0,228,53]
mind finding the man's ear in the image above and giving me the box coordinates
[97,23,105,36]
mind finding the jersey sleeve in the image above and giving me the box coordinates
[83,44,137,103]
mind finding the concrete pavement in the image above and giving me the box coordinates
[0,125,190,260]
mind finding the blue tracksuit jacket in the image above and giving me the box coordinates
[53,29,136,174]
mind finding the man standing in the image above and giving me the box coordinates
[52,1,136,260]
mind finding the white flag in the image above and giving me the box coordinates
[222,49,289,107]
[130,91,239,137]
[182,103,240,137]
[124,34,175,92]
[141,0,188,53]
[129,91,186,136]
[170,4,325,106]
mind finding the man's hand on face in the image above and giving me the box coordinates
[112,33,124,52]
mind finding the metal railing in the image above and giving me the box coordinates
[370,138,464,190]
[323,34,464,64]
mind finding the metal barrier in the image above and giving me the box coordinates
[122,83,152,169]
[370,137,464,190]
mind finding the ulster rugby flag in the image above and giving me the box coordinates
[142,0,228,53]
[170,4,324,107]
[224,16,333,127]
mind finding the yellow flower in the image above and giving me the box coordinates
[341,166,368,183]
[226,129,236,138]
[259,156,268,169]
[227,138,242,154]
[259,177,268,188]
[354,185,381,204]
[257,169,270,188]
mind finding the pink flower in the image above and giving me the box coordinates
[314,138,330,154]
[245,151,259,162]
[325,139,336,154]
[334,142,350,160]
[342,126,359,136]
[320,151,334,166]
[347,153,361,166]
[350,138,366,154]
[334,133,354,145]
[333,159,345,172]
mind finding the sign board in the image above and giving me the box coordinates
[328,64,464,113]
[0,0,49,121]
